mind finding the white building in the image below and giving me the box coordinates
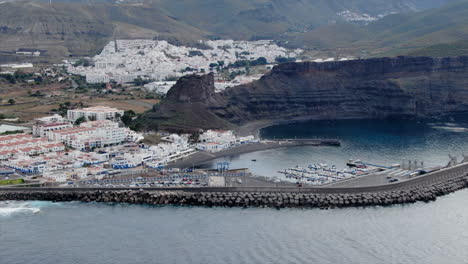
[85,74,110,83]
[33,123,73,137]
[111,149,153,169]
[0,133,65,160]
[67,39,303,84]
[67,106,124,122]
[45,120,132,150]
[199,130,236,144]
[43,168,88,182]
[34,114,68,124]
[196,130,256,152]
[196,142,231,152]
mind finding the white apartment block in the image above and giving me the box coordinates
[33,123,73,137]
[34,114,68,124]
[0,133,65,160]
[67,106,124,122]
[45,121,130,150]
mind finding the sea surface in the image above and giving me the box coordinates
[1,190,468,264]
[202,115,468,177]
[3,115,468,264]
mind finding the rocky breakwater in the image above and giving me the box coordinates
[140,56,468,132]
[1,175,467,209]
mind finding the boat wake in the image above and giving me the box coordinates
[428,122,468,132]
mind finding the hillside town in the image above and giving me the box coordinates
[0,106,257,184]
[67,39,303,88]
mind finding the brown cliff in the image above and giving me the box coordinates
[140,56,468,132]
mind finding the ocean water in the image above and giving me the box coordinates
[4,116,468,264]
[202,115,468,177]
[2,116,468,263]
[1,190,468,264]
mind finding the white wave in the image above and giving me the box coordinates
[0,207,41,216]
[431,126,468,132]
[0,202,41,216]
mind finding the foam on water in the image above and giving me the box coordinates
[0,201,42,217]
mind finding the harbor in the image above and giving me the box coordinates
[166,138,340,169]
[277,159,441,187]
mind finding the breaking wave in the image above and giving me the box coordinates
[0,201,41,217]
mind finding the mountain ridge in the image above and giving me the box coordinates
[1,0,466,61]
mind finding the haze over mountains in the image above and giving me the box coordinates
[0,0,467,61]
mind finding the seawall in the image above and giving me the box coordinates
[1,175,467,209]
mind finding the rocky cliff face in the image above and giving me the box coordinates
[166,73,215,103]
[142,56,468,131]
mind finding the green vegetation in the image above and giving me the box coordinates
[53,101,84,117]
[228,57,268,68]
[8,99,16,105]
[0,73,16,84]
[0,130,24,135]
[228,70,246,81]
[73,59,92,67]
[74,116,87,125]
[275,56,296,63]
[121,110,136,126]
[0,178,24,186]
[0,71,40,85]
[134,77,153,86]
[188,50,203,57]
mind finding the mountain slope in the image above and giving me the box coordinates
[0,0,466,61]
[288,0,468,57]
[151,0,457,40]
[0,1,208,59]
[367,0,468,53]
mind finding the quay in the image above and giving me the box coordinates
[167,139,340,169]
[1,161,468,209]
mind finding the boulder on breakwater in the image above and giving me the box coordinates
[1,176,467,209]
